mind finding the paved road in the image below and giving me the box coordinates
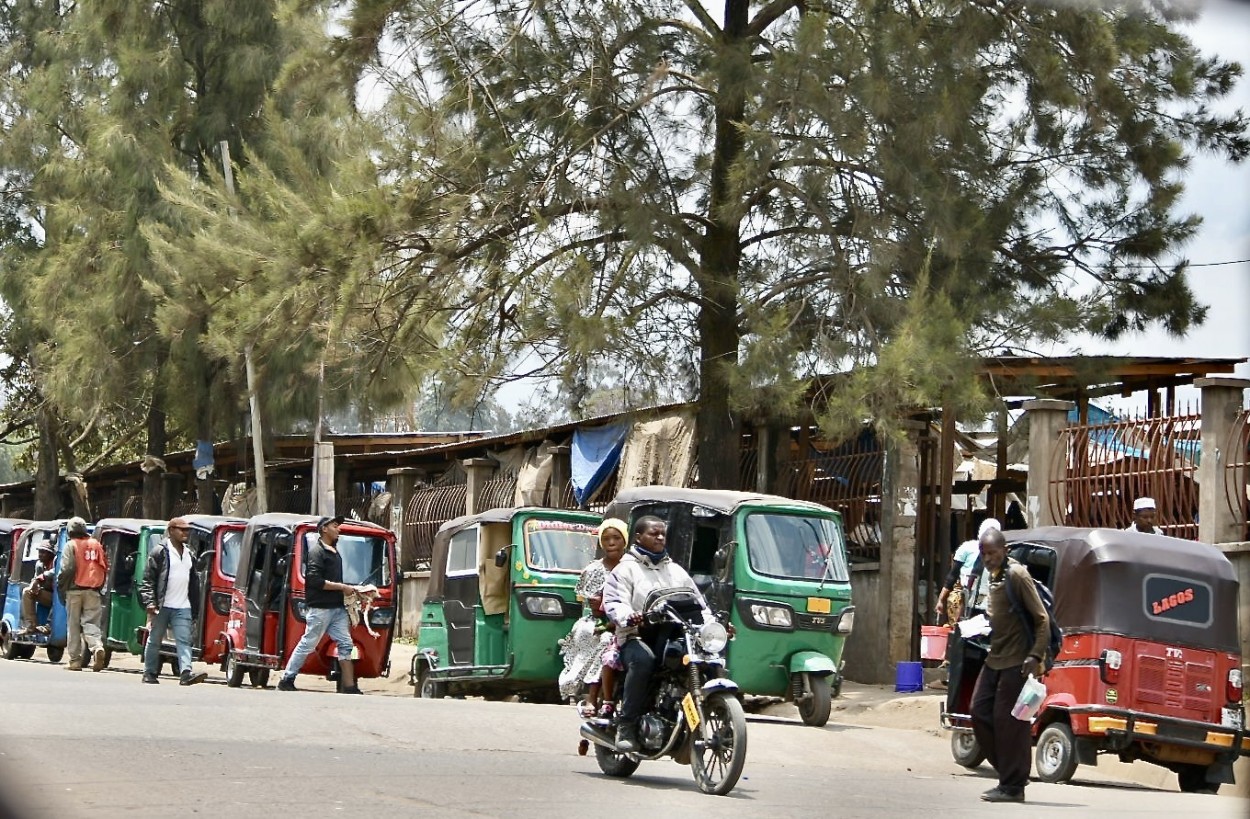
[0,658,1243,818]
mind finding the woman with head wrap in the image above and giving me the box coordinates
[558,518,629,715]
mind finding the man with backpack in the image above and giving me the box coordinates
[971,528,1051,804]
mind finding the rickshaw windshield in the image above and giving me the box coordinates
[301,532,391,587]
[219,530,243,579]
[523,519,598,573]
[743,513,850,583]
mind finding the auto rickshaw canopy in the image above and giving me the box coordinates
[605,486,836,519]
[1005,527,1240,655]
[427,507,556,604]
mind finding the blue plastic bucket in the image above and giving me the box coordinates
[895,661,924,693]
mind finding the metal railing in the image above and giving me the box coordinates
[403,483,467,572]
[1224,409,1250,542]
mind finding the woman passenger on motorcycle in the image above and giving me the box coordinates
[558,518,628,715]
[603,515,714,754]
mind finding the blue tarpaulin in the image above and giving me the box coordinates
[572,423,629,506]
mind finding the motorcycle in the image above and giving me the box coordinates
[578,588,748,796]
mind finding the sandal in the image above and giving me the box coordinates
[577,700,597,718]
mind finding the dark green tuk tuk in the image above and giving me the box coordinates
[95,518,166,665]
[411,507,600,701]
[604,486,854,726]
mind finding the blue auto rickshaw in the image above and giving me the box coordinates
[0,520,70,663]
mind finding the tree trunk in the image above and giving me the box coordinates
[695,0,749,490]
[34,402,61,519]
[142,353,170,519]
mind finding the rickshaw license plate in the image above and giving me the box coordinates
[681,693,700,730]
[807,597,831,614]
[1222,707,1243,730]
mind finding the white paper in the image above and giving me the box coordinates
[958,614,991,638]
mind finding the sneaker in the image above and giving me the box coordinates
[179,671,208,686]
[981,788,1024,803]
[92,648,107,672]
[340,686,364,695]
[142,674,160,684]
[277,677,298,692]
[615,722,639,754]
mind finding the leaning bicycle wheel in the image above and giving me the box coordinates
[690,692,748,795]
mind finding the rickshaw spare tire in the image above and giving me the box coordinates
[796,673,832,727]
[225,650,246,688]
[45,645,64,664]
[594,744,641,778]
[416,663,446,699]
[1176,764,1220,794]
[1035,723,1078,783]
[950,731,986,768]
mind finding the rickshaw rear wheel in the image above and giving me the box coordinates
[1176,764,1220,794]
[950,731,986,768]
[45,645,64,663]
[225,650,246,688]
[796,673,832,727]
[416,664,446,699]
[1035,723,1078,783]
[594,744,641,778]
[0,629,15,660]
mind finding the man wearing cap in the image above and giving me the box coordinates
[18,542,57,635]
[57,517,109,671]
[277,516,368,694]
[1126,497,1163,534]
[139,517,209,685]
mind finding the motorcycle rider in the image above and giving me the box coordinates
[603,515,714,753]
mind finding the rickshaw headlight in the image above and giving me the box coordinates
[749,604,793,629]
[523,595,565,618]
[1100,649,1122,685]
[836,607,855,634]
[697,622,729,654]
[368,607,395,628]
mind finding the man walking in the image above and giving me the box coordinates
[139,517,208,686]
[1125,497,1164,534]
[57,517,108,672]
[970,528,1050,803]
[277,516,367,695]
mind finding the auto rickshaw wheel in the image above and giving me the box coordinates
[416,663,446,699]
[594,744,641,778]
[45,645,65,664]
[1,630,18,660]
[1176,764,1220,794]
[225,650,246,688]
[950,731,986,768]
[796,673,832,727]
[250,668,270,688]
[1035,723,1078,783]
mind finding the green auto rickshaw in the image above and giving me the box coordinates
[604,486,854,726]
[94,518,166,667]
[411,507,601,701]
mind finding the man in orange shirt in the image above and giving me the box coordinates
[57,517,108,672]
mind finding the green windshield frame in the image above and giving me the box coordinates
[742,511,851,583]
[522,518,599,574]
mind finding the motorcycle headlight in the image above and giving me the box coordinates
[749,603,793,629]
[697,622,729,654]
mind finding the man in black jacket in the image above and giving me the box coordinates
[276,516,367,694]
[139,517,208,686]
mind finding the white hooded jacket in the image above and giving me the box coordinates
[603,547,712,638]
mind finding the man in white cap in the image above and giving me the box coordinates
[1126,497,1163,534]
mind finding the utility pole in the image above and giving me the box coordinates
[222,140,267,513]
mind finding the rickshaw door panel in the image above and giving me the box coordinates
[444,528,479,666]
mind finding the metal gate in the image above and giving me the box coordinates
[1225,409,1250,542]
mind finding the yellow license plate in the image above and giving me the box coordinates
[807,597,832,614]
[681,693,700,730]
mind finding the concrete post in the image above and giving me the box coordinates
[545,445,572,508]
[878,423,922,681]
[1024,399,1075,527]
[463,457,496,515]
[387,467,428,572]
[1196,378,1250,545]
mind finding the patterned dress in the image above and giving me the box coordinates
[557,559,620,701]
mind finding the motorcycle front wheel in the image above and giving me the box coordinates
[690,692,748,795]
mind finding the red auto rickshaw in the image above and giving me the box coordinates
[942,527,1248,794]
[221,513,397,688]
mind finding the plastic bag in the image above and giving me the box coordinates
[1011,674,1047,721]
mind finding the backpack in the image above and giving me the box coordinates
[1004,564,1063,673]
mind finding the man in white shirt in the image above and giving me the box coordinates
[1125,497,1164,534]
[138,517,208,686]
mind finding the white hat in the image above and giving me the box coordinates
[1133,497,1156,512]
[978,518,1002,537]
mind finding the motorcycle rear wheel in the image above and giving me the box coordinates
[594,744,641,778]
[691,692,748,795]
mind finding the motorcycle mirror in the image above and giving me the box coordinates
[494,546,510,568]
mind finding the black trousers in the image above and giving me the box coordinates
[618,638,656,723]
[971,664,1032,793]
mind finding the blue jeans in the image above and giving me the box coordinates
[144,607,193,676]
[282,607,353,680]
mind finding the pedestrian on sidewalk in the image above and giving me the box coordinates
[970,528,1050,803]
[277,516,368,695]
[139,517,208,686]
[57,517,108,672]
